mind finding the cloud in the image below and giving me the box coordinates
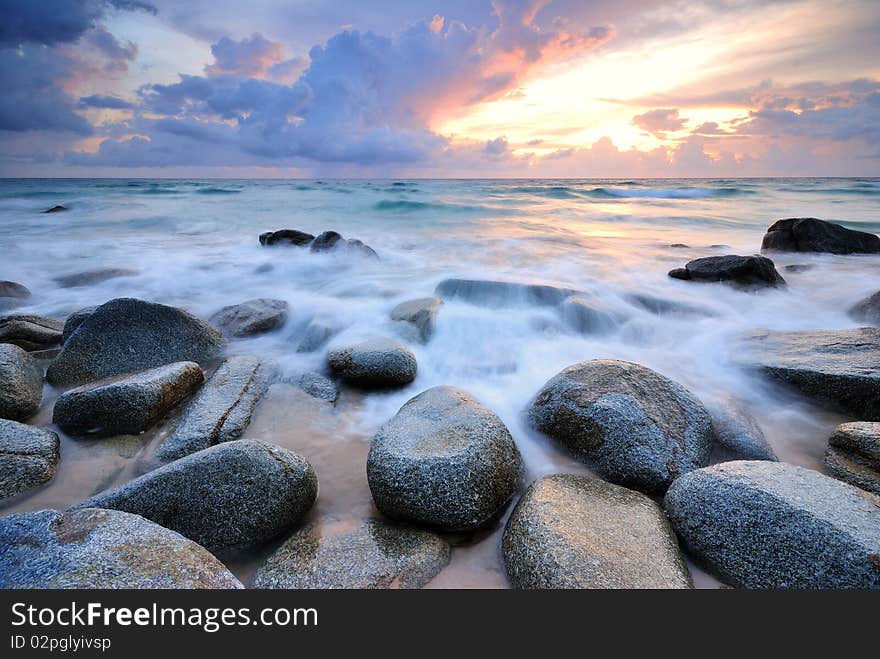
[632,108,687,137]
[78,94,135,109]
[206,33,285,77]
[485,136,509,156]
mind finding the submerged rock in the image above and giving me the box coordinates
[390,297,442,342]
[295,317,339,353]
[0,420,59,503]
[154,355,274,462]
[528,360,713,494]
[624,293,715,317]
[0,344,43,421]
[367,386,522,531]
[53,362,204,438]
[0,281,31,302]
[761,217,880,254]
[502,475,691,589]
[783,264,814,273]
[53,268,137,288]
[328,338,417,389]
[46,298,224,387]
[42,205,67,213]
[0,314,63,351]
[77,440,318,553]
[664,461,880,588]
[559,296,619,335]
[824,422,880,494]
[209,298,289,338]
[310,230,343,252]
[310,231,379,259]
[708,401,777,462]
[849,290,880,326]
[668,254,786,288]
[289,371,338,403]
[741,327,880,420]
[61,306,97,343]
[254,519,450,589]
[435,278,580,308]
[259,229,315,246]
[0,508,243,589]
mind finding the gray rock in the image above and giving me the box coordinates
[46,298,224,387]
[624,293,715,317]
[502,475,692,589]
[328,338,417,389]
[153,355,275,462]
[528,359,713,494]
[209,298,289,338]
[708,401,777,462]
[560,296,619,335]
[0,419,59,503]
[0,508,243,588]
[435,278,580,308]
[668,254,786,288]
[824,422,880,494]
[43,205,67,213]
[77,440,317,553]
[664,460,880,588]
[290,371,338,403]
[310,230,343,252]
[309,231,379,258]
[0,281,31,301]
[53,268,137,288]
[367,386,523,531]
[295,317,339,353]
[761,217,880,254]
[390,297,442,342]
[784,264,815,273]
[0,344,43,421]
[741,327,880,419]
[61,306,97,343]
[0,315,63,350]
[259,229,315,246]
[849,290,880,326]
[254,519,450,589]
[53,362,204,438]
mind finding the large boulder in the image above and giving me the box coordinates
[390,297,442,342]
[61,306,97,343]
[668,255,786,288]
[259,229,315,246]
[761,217,880,254]
[502,475,691,589]
[46,298,224,386]
[849,290,880,326]
[708,401,777,462]
[0,419,59,503]
[209,298,289,338]
[824,422,880,494]
[253,519,450,589]
[328,338,417,389]
[53,268,137,288]
[0,508,242,588]
[367,386,522,531]
[0,344,43,421]
[0,315,63,351]
[528,360,713,494]
[77,440,318,553]
[741,327,880,419]
[664,461,880,588]
[53,362,204,438]
[435,278,579,308]
[154,355,274,463]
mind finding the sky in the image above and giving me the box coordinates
[0,0,878,177]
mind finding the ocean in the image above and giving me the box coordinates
[2,177,879,587]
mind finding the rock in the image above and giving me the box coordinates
[53,268,137,288]
[310,230,343,252]
[0,344,42,421]
[560,296,619,335]
[668,255,786,288]
[209,298,289,338]
[367,386,522,531]
[310,231,379,258]
[46,298,224,387]
[295,317,339,353]
[52,362,204,438]
[708,401,777,462]
[390,297,442,342]
[259,229,315,246]
[29,347,61,361]
[290,371,339,403]
[42,205,67,213]
[502,475,691,589]
[153,355,274,462]
[784,264,814,273]
[328,338,417,389]
[77,440,317,553]
[61,306,97,343]
[344,238,380,259]
[0,419,59,502]
[741,327,880,419]
[761,217,880,254]
[0,508,243,588]
[0,315,63,350]
[435,278,580,308]
[254,519,450,589]
[668,243,690,248]
[824,422,880,494]
[528,359,713,494]
[0,280,31,301]
[664,461,880,588]
[624,293,715,317]
[849,290,880,325]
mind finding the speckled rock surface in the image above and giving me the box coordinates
[77,440,317,553]
[761,217,880,254]
[328,338,417,389]
[254,519,450,589]
[434,278,580,308]
[290,371,338,403]
[61,306,97,343]
[367,386,522,531]
[741,327,880,419]
[53,361,204,437]
[708,401,777,462]
[153,355,275,462]
[528,360,713,494]
[502,475,691,589]
[0,344,43,421]
[0,508,243,588]
[849,290,880,326]
[664,460,880,588]
[0,315,63,350]
[209,298,289,337]
[668,254,786,288]
[0,419,59,503]
[53,268,137,288]
[824,422,880,494]
[46,298,224,386]
[390,297,442,342]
